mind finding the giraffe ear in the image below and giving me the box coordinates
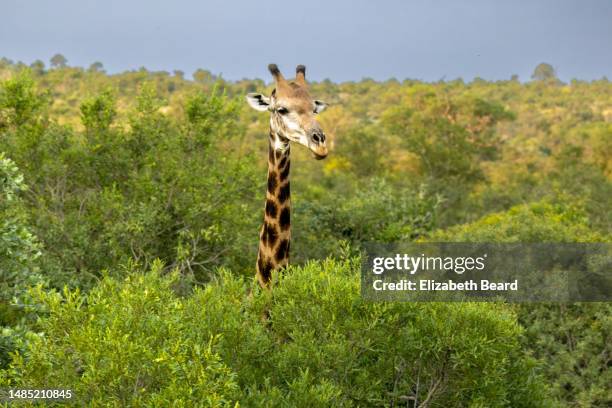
[314,100,327,114]
[246,93,270,112]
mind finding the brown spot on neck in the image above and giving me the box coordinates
[275,239,289,262]
[278,183,290,204]
[265,199,278,218]
[267,171,278,194]
[279,162,290,181]
[279,207,290,231]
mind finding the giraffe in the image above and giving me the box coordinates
[246,64,328,288]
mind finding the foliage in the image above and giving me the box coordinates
[294,178,441,262]
[0,154,42,310]
[0,74,261,290]
[0,70,48,129]
[0,154,42,368]
[519,303,611,407]
[430,200,605,243]
[532,63,557,82]
[381,89,516,224]
[0,60,610,405]
[2,262,239,407]
[49,54,67,69]
[2,260,551,407]
[430,201,611,407]
[80,89,116,132]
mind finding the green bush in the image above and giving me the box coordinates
[2,259,551,407]
[0,154,42,368]
[431,201,611,407]
[0,154,42,311]
[1,74,262,290]
[0,70,48,128]
[0,154,41,289]
[430,200,606,243]
[2,262,239,407]
[294,178,441,262]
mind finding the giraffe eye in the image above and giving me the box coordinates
[277,107,289,115]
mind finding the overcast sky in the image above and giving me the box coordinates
[2,0,611,82]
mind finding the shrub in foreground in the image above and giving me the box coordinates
[2,259,550,407]
[0,154,42,369]
[431,201,611,407]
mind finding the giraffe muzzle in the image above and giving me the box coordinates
[312,151,328,160]
[309,131,328,159]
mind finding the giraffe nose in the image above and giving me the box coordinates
[312,132,326,144]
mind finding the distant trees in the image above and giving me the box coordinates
[381,91,515,224]
[88,61,104,73]
[29,60,45,75]
[173,70,185,80]
[193,68,215,84]
[531,63,556,81]
[50,54,68,68]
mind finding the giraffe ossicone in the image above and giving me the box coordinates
[246,64,329,288]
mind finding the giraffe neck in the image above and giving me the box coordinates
[256,129,291,287]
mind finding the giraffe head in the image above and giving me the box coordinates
[246,64,328,159]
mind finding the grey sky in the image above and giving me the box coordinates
[2,0,611,82]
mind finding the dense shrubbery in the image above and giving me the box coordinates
[293,178,441,262]
[430,200,606,243]
[0,73,262,291]
[2,260,551,407]
[432,201,611,407]
[0,154,42,307]
[0,61,610,406]
[0,154,42,369]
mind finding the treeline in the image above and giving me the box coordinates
[0,59,610,406]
